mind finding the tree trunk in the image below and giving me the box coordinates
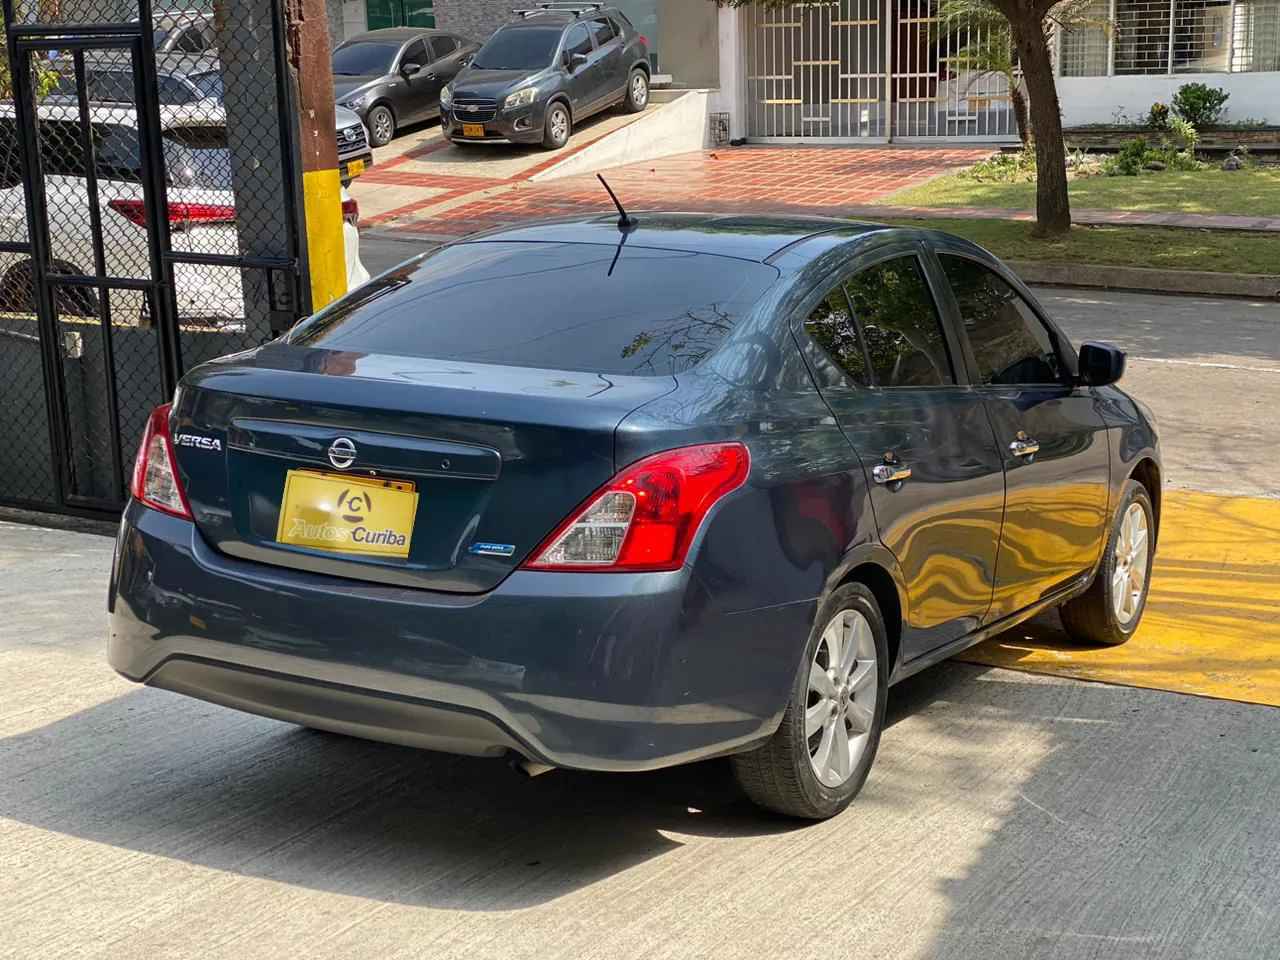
[1009,84,1031,150]
[1009,17,1070,236]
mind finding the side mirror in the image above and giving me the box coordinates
[401,62,422,77]
[1078,341,1126,387]
[569,52,588,70]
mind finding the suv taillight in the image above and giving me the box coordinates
[522,443,749,573]
[130,403,192,519]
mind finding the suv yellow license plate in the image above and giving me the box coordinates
[462,123,485,138]
[346,158,366,177]
[276,470,418,559]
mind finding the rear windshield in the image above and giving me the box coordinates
[289,242,778,377]
[472,26,562,70]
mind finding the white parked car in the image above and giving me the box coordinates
[0,104,370,327]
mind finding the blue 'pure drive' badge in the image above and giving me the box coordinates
[470,542,516,558]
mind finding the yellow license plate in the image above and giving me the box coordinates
[276,470,418,559]
[346,158,366,177]
[462,123,485,138]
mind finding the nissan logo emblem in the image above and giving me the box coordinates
[328,437,358,470]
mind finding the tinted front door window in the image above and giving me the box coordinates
[565,23,594,58]
[844,255,954,387]
[940,254,1062,385]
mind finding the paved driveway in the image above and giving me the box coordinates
[352,145,992,233]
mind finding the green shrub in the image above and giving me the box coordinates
[1171,83,1230,129]
[960,148,1036,182]
[1167,115,1200,150]
[1104,137,1149,176]
[1147,102,1170,130]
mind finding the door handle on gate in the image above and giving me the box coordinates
[872,462,912,485]
[1010,436,1040,458]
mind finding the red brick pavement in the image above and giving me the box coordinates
[363,146,994,232]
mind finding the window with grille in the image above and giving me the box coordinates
[1059,0,1111,76]
[1174,0,1232,72]
[1231,0,1280,71]
[1115,0,1173,73]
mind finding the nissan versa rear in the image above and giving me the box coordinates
[109,214,1161,819]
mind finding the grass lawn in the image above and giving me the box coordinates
[882,169,1280,215]
[877,218,1280,274]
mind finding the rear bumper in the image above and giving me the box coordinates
[441,103,546,144]
[108,503,799,771]
[339,150,373,181]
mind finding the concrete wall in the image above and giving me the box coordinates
[325,0,345,47]
[532,90,710,180]
[433,0,510,41]
[1057,72,1280,127]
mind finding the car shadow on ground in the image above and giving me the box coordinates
[0,658,969,911]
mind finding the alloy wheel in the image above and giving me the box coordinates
[550,107,568,144]
[631,74,648,108]
[372,110,393,144]
[1112,501,1150,625]
[806,609,878,788]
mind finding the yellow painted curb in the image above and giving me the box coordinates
[960,490,1280,707]
[303,167,347,312]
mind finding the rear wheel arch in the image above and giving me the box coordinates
[838,562,904,675]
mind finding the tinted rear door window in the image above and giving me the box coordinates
[430,35,458,59]
[290,242,777,376]
[844,255,955,388]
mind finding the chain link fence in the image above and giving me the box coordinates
[0,0,306,514]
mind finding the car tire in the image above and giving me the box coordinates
[624,68,649,113]
[1059,479,1155,647]
[542,101,571,150]
[0,260,98,317]
[731,582,889,820]
[366,105,395,147]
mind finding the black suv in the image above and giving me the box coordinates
[440,3,650,150]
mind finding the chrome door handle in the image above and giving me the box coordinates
[1010,437,1040,458]
[872,462,912,485]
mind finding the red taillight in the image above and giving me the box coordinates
[108,199,237,228]
[341,196,359,223]
[638,34,649,46]
[130,403,192,519]
[523,443,749,573]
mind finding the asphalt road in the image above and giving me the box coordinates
[361,233,1280,497]
[2,273,1278,958]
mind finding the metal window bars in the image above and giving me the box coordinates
[1059,0,1280,76]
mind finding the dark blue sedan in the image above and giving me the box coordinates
[109,214,1160,819]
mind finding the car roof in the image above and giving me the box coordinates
[344,27,447,44]
[153,10,211,27]
[460,213,894,266]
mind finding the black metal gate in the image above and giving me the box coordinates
[0,0,306,520]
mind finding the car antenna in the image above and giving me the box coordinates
[597,174,637,232]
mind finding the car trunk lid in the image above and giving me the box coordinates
[172,343,675,593]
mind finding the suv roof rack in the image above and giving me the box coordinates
[513,2,605,19]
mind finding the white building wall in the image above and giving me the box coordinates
[710,5,743,139]
[340,0,367,39]
[1057,72,1280,126]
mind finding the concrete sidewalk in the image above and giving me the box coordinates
[2,518,1278,960]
